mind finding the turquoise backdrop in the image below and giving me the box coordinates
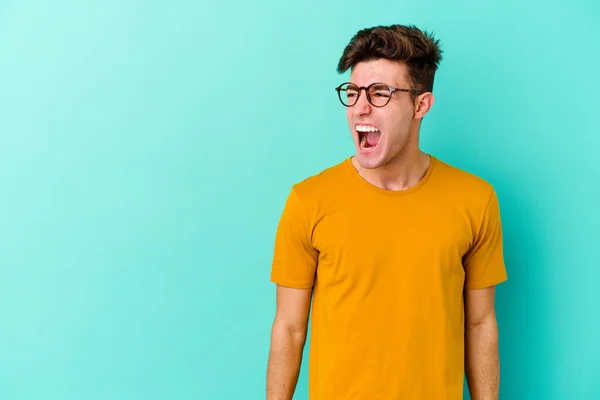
[1,0,598,399]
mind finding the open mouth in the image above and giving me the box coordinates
[356,124,381,151]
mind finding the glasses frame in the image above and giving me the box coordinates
[335,81,425,108]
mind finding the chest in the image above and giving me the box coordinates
[310,197,475,286]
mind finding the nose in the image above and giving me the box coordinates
[352,90,372,116]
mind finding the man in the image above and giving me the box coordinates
[266,24,508,400]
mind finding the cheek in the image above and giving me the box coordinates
[388,108,412,128]
[382,111,412,140]
[345,108,353,121]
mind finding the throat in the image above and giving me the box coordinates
[360,131,381,148]
[353,153,432,191]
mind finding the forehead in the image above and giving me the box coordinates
[349,59,408,87]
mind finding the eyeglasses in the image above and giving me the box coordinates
[335,82,425,107]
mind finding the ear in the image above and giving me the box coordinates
[413,92,435,119]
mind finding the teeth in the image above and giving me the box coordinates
[356,125,379,133]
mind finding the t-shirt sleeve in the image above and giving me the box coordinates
[463,188,508,289]
[270,186,319,289]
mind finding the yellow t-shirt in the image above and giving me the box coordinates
[270,155,508,399]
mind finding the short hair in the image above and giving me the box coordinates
[337,25,443,93]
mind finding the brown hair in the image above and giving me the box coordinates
[337,25,443,93]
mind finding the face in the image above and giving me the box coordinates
[344,59,431,170]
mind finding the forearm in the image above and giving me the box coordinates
[465,318,500,400]
[266,321,307,400]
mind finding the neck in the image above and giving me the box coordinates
[352,149,431,191]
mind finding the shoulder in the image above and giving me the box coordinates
[432,156,496,198]
[289,158,350,201]
[429,156,500,216]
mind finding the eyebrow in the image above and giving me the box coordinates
[369,83,390,90]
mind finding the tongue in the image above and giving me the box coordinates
[366,131,380,146]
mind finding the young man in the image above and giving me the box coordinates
[266,24,508,400]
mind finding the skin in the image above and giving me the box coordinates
[266,58,501,400]
[465,286,501,399]
[346,58,433,191]
[266,286,312,400]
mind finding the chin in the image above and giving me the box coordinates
[355,151,386,169]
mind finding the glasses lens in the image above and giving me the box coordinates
[368,84,392,107]
[339,83,359,106]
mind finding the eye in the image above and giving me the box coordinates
[369,84,391,98]
[373,92,390,98]
[345,89,359,98]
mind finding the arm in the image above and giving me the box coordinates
[266,285,312,400]
[464,286,500,400]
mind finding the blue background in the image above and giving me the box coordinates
[1,0,598,399]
